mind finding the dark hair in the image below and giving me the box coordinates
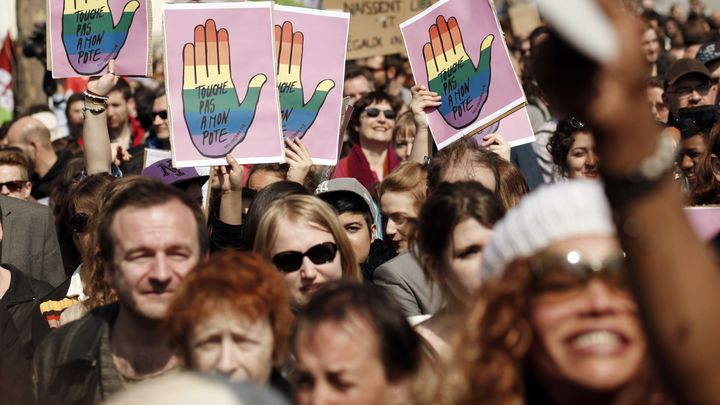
[52,157,88,276]
[426,138,528,209]
[547,118,592,177]
[97,177,209,266]
[110,78,133,101]
[344,65,373,83]
[293,281,422,382]
[319,191,374,237]
[647,76,664,89]
[348,91,402,144]
[415,182,505,297]
[247,163,289,186]
[692,121,720,204]
[241,181,310,250]
[383,54,406,79]
[65,93,85,117]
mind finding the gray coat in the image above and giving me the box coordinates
[373,252,443,317]
[0,196,65,287]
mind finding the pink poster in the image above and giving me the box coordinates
[684,206,720,241]
[164,2,284,168]
[472,107,536,147]
[400,0,526,149]
[47,0,151,78]
[273,6,350,165]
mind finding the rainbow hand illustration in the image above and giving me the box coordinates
[61,0,139,75]
[182,20,266,158]
[275,21,334,140]
[423,16,494,129]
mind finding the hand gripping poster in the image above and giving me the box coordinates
[401,0,526,149]
[47,0,152,78]
[273,6,350,164]
[163,2,284,167]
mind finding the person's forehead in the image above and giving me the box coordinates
[681,135,707,150]
[0,164,23,178]
[107,91,127,103]
[345,75,370,88]
[153,95,167,110]
[111,200,198,245]
[367,100,392,109]
[339,211,369,225]
[298,317,380,368]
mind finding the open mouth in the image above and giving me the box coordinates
[566,330,629,353]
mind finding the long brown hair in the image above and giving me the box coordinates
[692,122,720,205]
[440,261,671,405]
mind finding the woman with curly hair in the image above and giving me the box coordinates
[443,181,669,405]
[547,118,599,180]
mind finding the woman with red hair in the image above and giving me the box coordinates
[165,251,293,390]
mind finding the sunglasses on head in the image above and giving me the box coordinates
[69,212,90,234]
[364,108,397,120]
[0,180,27,193]
[674,106,720,137]
[529,250,628,298]
[152,110,168,120]
[271,242,338,273]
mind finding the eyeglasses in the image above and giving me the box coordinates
[69,212,90,234]
[271,242,338,273]
[0,180,27,193]
[364,108,397,120]
[674,105,720,137]
[152,110,168,120]
[669,83,713,97]
[530,250,628,299]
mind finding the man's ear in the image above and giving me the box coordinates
[387,66,397,81]
[22,182,32,199]
[370,223,377,240]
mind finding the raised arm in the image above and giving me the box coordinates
[534,1,720,403]
[82,60,117,175]
[408,85,441,164]
[217,155,244,226]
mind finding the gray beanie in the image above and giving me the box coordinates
[481,180,616,279]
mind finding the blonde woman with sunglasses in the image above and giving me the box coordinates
[253,195,361,310]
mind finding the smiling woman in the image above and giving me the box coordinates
[547,118,599,181]
[333,91,403,191]
[441,181,669,405]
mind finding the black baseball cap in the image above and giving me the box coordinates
[665,58,712,88]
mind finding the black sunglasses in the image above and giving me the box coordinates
[674,106,720,137]
[69,212,90,234]
[152,110,168,120]
[0,180,27,193]
[364,108,397,120]
[271,242,338,273]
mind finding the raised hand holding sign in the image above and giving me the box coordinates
[61,0,139,75]
[423,15,493,129]
[182,19,267,158]
[275,21,335,140]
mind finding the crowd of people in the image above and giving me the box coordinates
[1,0,720,404]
